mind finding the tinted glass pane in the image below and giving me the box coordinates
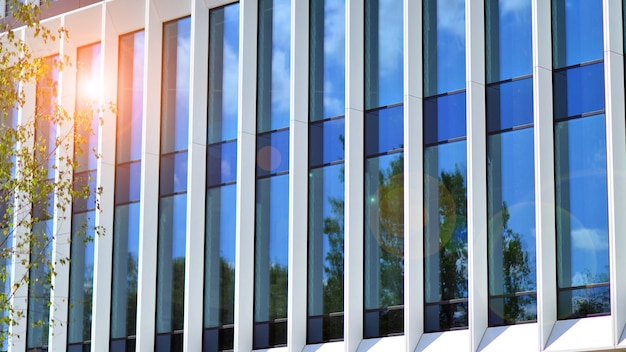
[111,202,140,338]
[27,219,53,349]
[364,153,404,336]
[555,114,609,318]
[115,161,142,205]
[309,118,345,167]
[254,174,289,348]
[424,140,468,331]
[156,194,187,333]
[308,164,344,342]
[485,0,532,82]
[207,141,237,187]
[424,0,466,96]
[364,0,403,109]
[72,171,97,213]
[487,128,537,325]
[117,31,145,163]
[75,43,101,173]
[257,0,291,132]
[365,105,403,156]
[159,152,188,196]
[487,78,533,132]
[310,0,345,121]
[68,212,95,344]
[558,285,610,319]
[553,62,605,119]
[205,185,236,328]
[208,4,240,144]
[424,92,466,145]
[552,0,603,68]
[256,130,289,177]
[161,17,191,154]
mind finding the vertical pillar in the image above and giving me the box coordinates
[135,0,162,351]
[466,0,488,350]
[183,0,210,351]
[532,0,557,349]
[288,0,308,350]
[234,0,257,351]
[345,0,364,350]
[602,0,626,345]
[403,0,424,350]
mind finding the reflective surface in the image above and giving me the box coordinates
[553,62,605,119]
[27,220,53,349]
[486,78,533,132]
[256,130,289,177]
[555,114,609,319]
[424,92,466,145]
[424,141,468,332]
[364,0,403,109]
[365,105,403,156]
[309,118,345,166]
[207,141,237,187]
[552,0,603,68]
[68,213,95,343]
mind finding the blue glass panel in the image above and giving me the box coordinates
[162,17,191,154]
[485,0,532,82]
[364,153,404,312]
[558,285,610,319]
[72,171,97,213]
[424,92,466,145]
[75,43,101,173]
[205,185,237,328]
[27,219,53,349]
[552,0,603,68]
[309,0,345,121]
[208,4,240,144]
[424,0,466,96]
[68,212,95,344]
[256,130,289,177]
[117,31,145,163]
[553,62,605,119]
[487,78,533,132]
[555,114,609,317]
[309,118,345,167]
[257,0,291,132]
[207,141,237,187]
[487,128,537,325]
[254,174,289,348]
[111,202,140,338]
[115,161,141,205]
[156,194,187,333]
[424,140,468,331]
[160,152,188,196]
[365,105,403,156]
[364,0,403,109]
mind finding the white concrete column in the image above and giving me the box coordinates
[135,0,162,350]
[234,0,257,351]
[403,0,424,350]
[288,0,308,350]
[90,5,118,352]
[183,1,209,351]
[602,0,626,345]
[48,18,75,351]
[531,0,556,349]
[466,0,488,350]
[345,0,364,350]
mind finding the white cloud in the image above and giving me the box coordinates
[571,228,608,251]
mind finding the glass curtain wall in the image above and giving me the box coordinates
[68,42,100,351]
[552,0,609,319]
[363,0,404,338]
[307,0,345,344]
[204,3,239,352]
[485,0,536,326]
[27,55,58,351]
[254,0,290,348]
[155,17,191,352]
[423,0,468,332]
[111,30,144,352]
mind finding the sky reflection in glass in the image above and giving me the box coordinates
[553,62,605,119]
[424,92,466,145]
[552,0,603,68]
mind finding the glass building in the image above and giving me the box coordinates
[1,0,626,351]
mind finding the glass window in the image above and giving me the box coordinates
[555,114,609,319]
[27,219,53,349]
[256,129,289,177]
[487,128,536,325]
[424,0,466,96]
[486,78,533,132]
[365,105,403,157]
[364,153,404,338]
[424,92,466,145]
[553,62,605,119]
[485,0,532,82]
[309,118,345,167]
[257,0,291,132]
[552,0,603,69]
[207,141,237,187]
[424,140,468,332]
[364,0,403,109]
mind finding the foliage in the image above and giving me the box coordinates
[0,0,104,346]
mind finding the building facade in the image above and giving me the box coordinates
[1,0,626,351]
